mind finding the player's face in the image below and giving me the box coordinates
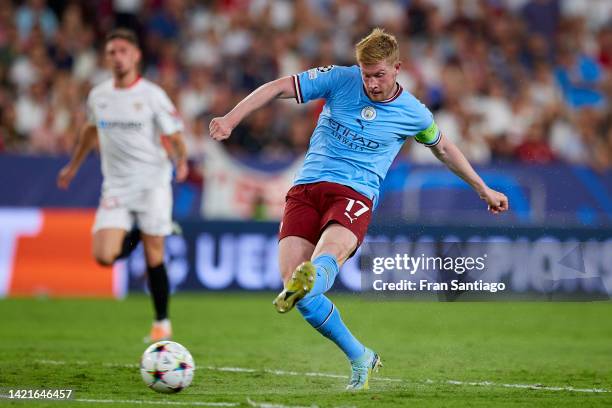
[105,39,141,78]
[359,60,400,101]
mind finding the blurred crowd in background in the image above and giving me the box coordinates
[1,0,612,172]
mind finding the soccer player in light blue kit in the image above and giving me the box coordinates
[210,28,509,390]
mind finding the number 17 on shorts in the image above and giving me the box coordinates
[343,198,369,224]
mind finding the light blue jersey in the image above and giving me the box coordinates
[292,65,440,207]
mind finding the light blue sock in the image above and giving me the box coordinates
[297,294,365,361]
[305,254,339,298]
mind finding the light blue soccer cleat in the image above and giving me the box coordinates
[345,348,382,391]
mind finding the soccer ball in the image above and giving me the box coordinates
[140,341,195,393]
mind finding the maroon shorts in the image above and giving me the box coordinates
[279,181,373,248]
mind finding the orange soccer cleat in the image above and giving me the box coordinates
[145,319,172,343]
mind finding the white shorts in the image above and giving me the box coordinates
[93,185,173,236]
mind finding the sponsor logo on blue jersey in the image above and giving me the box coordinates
[328,118,380,151]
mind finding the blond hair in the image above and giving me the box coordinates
[355,28,399,65]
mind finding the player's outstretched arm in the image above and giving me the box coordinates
[164,132,188,182]
[429,134,509,214]
[209,76,296,141]
[57,123,98,189]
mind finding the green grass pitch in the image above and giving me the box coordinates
[1,293,611,407]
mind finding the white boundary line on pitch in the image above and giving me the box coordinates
[245,398,357,408]
[73,399,237,406]
[246,397,319,408]
[33,359,610,394]
[441,379,610,393]
[1,394,345,408]
[0,395,237,406]
[0,394,336,408]
[215,366,402,383]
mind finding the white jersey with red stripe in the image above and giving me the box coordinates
[87,77,184,198]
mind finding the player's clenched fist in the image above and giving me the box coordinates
[480,187,509,215]
[209,116,233,141]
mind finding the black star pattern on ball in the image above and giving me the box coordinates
[174,362,191,371]
[153,344,166,353]
[149,370,166,383]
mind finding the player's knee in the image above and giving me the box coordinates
[93,248,117,267]
[143,247,164,267]
[142,237,164,264]
[94,254,115,267]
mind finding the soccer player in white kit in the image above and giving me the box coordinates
[57,29,187,342]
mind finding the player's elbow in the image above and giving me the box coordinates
[430,134,456,161]
[430,141,448,161]
[83,123,97,135]
[83,124,98,143]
